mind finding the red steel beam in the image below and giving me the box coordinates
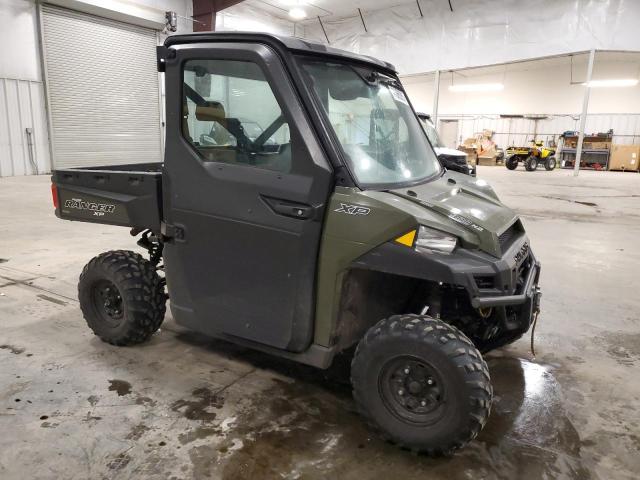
[192,0,245,31]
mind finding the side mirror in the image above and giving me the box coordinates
[195,101,225,122]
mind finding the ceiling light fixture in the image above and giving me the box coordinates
[582,79,638,88]
[449,83,504,92]
[289,7,307,19]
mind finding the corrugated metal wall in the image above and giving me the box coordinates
[0,78,50,177]
[439,113,640,149]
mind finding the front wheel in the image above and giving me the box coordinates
[351,315,492,455]
[78,250,166,346]
[545,156,557,170]
[525,156,538,171]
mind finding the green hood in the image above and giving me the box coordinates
[386,171,518,257]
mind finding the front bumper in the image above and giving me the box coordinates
[353,234,542,313]
[471,258,541,308]
[352,233,541,351]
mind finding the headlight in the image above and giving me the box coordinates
[415,226,457,255]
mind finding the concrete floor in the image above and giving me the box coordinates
[1,167,639,479]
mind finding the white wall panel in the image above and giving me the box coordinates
[0,0,41,81]
[438,113,640,150]
[403,54,640,116]
[300,0,640,74]
[215,3,296,36]
[0,78,50,177]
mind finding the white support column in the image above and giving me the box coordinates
[574,49,595,177]
[432,70,440,128]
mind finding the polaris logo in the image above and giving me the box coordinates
[334,203,370,216]
[514,242,529,265]
[65,198,116,217]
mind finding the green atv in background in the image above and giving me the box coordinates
[506,141,557,171]
[51,33,541,455]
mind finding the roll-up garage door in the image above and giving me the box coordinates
[41,5,162,168]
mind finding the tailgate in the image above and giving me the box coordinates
[52,164,163,231]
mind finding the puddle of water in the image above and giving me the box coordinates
[171,387,224,423]
[0,344,25,355]
[596,332,640,367]
[126,423,151,441]
[108,379,132,396]
[191,354,596,480]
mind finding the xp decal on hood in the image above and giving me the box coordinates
[334,203,371,216]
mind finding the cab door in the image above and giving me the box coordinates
[162,42,333,351]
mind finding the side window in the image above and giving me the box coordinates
[182,59,292,173]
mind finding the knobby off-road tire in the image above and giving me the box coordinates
[351,314,492,455]
[78,250,166,346]
[545,156,557,171]
[505,155,519,170]
[525,156,538,171]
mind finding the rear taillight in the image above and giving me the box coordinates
[51,184,59,208]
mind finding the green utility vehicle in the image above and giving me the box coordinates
[51,33,541,455]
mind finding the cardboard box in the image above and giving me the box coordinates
[591,141,610,150]
[481,129,494,139]
[458,146,477,165]
[609,144,640,171]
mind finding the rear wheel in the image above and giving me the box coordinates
[505,155,519,170]
[525,156,538,171]
[351,315,492,455]
[78,250,166,346]
[545,156,557,170]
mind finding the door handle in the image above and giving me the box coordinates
[261,196,318,220]
[272,202,314,219]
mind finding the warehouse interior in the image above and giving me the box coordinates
[1,1,639,479]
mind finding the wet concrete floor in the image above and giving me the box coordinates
[1,169,639,479]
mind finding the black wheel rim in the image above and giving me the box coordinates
[92,280,124,327]
[378,355,446,425]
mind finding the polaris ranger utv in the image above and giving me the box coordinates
[51,32,541,455]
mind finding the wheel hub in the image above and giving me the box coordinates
[93,280,123,325]
[380,356,445,423]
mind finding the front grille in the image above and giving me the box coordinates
[514,253,533,292]
[498,221,522,250]
[474,275,495,289]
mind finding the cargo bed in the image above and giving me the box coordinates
[52,163,163,231]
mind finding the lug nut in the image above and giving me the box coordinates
[421,400,427,406]
[404,368,410,374]
[398,389,404,396]
[427,379,434,385]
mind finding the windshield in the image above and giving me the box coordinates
[300,59,441,188]
[419,117,445,148]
